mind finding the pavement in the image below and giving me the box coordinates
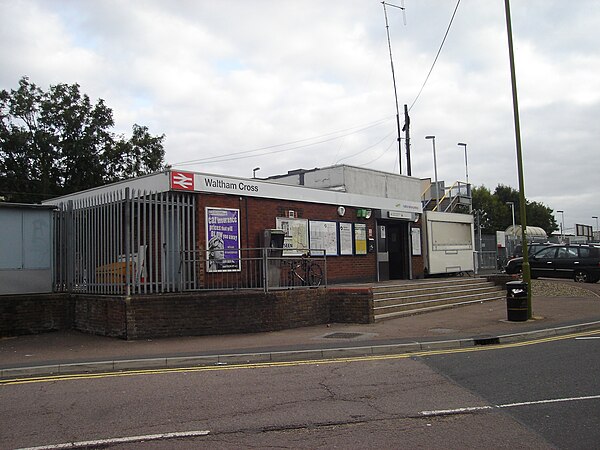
[2,279,600,379]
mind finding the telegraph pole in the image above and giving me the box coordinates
[403,104,411,176]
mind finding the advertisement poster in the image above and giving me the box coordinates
[339,222,354,255]
[354,223,367,255]
[206,207,241,272]
[276,217,309,256]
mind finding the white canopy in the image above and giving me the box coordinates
[505,225,547,238]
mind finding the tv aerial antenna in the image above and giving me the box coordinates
[381,1,408,175]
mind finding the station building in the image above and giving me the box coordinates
[43,164,425,295]
[2,164,483,339]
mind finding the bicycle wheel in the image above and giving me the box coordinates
[307,262,323,286]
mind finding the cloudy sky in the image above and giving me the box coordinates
[1,0,599,233]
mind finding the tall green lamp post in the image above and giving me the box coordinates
[504,0,532,319]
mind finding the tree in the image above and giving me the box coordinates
[104,124,165,183]
[471,184,558,236]
[0,76,165,203]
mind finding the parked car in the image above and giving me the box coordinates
[504,244,600,283]
[511,242,552,259]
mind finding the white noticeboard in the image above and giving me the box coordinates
[339,222,353,255]
[309,220,338,256]
[411,227,422,256]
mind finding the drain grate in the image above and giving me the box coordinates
[474,337,500,346]
[323,332,363,339]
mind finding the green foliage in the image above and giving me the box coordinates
[0,77,165,202]
[472,184,558,236]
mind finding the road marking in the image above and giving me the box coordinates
[575,336,600,340]
[420,394,600,417]
[2,329,599,386]
[16,430,210,450]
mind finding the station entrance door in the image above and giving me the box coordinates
[377,221,411,281]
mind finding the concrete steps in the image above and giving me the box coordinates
[373,277,505,321]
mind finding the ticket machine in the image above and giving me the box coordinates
[262,229,285,288]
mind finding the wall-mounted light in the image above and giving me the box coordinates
[337,206,346,217]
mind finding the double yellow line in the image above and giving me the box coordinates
[2,329,598,387]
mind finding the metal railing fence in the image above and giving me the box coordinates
[53,189,326,294]
[53,188,196,295]
[180,248,327,292]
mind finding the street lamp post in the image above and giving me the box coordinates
[506,201,516,229]
[504,0,531,318]
[252,167,260,179]
[425,136,439,207]
[457,142,468,186]
[557,210,565,242]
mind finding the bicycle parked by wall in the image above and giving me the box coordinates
[286,252,323,287]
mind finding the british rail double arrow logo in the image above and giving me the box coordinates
[171,171,195,190]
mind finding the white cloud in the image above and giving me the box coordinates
[1,0,599,230]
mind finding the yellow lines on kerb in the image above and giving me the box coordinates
[1,329,598,387]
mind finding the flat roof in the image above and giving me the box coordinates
[0,202,57,210]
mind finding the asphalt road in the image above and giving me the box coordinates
[1,332,598,449]
[422,331,600,450]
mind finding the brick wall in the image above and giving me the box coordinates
[0,288,374,340]
[125,289,330,339]
[0,294,73,337]
[74,295,127,338]
[196,194,380,284]
[328,287,373,323]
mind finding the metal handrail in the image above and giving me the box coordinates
[431,181,471,212]
[179,247,327,292]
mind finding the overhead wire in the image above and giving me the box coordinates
[335,130,396,165]
[174,124,396,166]
[408,0,461,112]
[172,1,462,169]
[359,134,397,166]
[172,115,393,166]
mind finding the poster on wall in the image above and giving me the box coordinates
[411,227,422,256]
[276,217,309,256]
[339,222,354,255]
[310,220,338,256]
[354,223,367,255]
[205,207,241,272]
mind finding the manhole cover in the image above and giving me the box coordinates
[323,332,363,339]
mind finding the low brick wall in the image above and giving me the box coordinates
[0,287,374,340]
[485,274,516,289]
[328,287,373,324]
[0,294,74,337]
[125,289,331,339]
[75,295,127,338]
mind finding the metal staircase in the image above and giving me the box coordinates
[373,277,505,321]
[422,180,472,213]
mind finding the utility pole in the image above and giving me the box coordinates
[403,104,411,176]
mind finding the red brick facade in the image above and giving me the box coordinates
[196,193,384,284]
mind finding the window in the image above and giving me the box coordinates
[535,247,557,259]
[557,247,578,259]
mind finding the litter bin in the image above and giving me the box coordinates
[506,280,529,321]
